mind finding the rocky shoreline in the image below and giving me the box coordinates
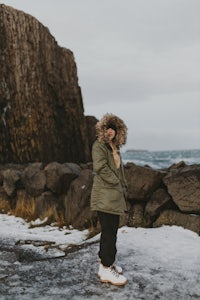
[1,6,198,236]
[0,161,199,235]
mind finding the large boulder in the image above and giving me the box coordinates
[34,191,61,222]
[64,169,94,229]
[153,209,200,235]
[0,4,90,164]
[145,188,173,217]
[22,163,46,197]
[44,162,80,194]
[125,163,164,201]
[2,169,22,196]
[163,165,200,214]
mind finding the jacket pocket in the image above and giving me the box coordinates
[98,187,124,213]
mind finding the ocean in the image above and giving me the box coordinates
[121,149,200,169]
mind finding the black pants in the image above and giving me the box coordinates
[97,211,120,267]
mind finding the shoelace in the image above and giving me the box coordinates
[112,265,118,273]
[110,267,120,278]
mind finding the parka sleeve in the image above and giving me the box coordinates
[92,141,120,186]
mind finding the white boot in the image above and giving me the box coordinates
[112,264,123,274]
[99,265,127,286]
[98,263,123,278]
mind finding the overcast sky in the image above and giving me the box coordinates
[2,0,200,151]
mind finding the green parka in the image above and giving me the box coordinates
[90,114,128,215]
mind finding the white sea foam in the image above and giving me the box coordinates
[122,149,200,169]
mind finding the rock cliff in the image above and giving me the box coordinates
[0,4,90,163]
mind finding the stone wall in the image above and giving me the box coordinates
[0,4,90,163]
[0,161,199,235]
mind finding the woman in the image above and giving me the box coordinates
[91,113,128,286]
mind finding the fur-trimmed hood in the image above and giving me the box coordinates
[95,113,127,147]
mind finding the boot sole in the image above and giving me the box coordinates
[100,279,127,286]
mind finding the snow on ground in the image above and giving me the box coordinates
[0,213,89,258]
[0,213,89,246]
[0,213,200,299]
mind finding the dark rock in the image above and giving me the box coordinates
[153,209,200,235]
[44,162,79,194]
[0,190,11,213]
[64,169,94,229]
[34,191,61,221]
[167,160,186,171]
[22,163,46,197]
[63,163,81,176]
[79,162,93,170]
[2,169,21,196]
[145,188,172,217]
[125,162,164,201]
[85,115,98,152]
[127,203,152,228]
[0,4,90,164]
[0,172,3,186]
[163,165,200,214]
[0,163,27,172]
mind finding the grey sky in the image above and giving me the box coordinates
[2,0,200,151]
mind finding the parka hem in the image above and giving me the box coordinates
[90,208,126,216]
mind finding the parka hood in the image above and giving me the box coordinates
[95,113,127,147]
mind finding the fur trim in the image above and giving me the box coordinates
[96,113,127,147]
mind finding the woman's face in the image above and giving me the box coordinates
[105,128,116,141]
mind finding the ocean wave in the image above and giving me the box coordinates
[122,149,200,169]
